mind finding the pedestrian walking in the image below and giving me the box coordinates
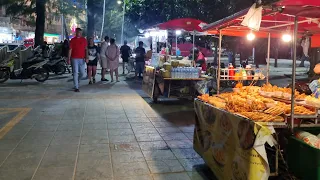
[100,36,110,82]
[87,37,99,84]
[120,40,131,74]
[134,41,146,79]
[68,28,88,92]
[106,38,120,82]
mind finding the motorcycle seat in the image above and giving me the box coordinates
[22,60,45,68]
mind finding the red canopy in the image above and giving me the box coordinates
[203,0,320,44]
[156,18,207,32]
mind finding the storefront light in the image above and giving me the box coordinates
[150,31,158,37]
[175,30,182,36]
[247,32,255,41]
[282,34,292,42]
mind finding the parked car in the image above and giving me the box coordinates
[0,43,26,51]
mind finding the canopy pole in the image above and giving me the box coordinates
[217,31,222,95]
[290,16,298,133]
[266,33,271,84]
[193,31,195,63]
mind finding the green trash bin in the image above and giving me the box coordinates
[287,128,320,180]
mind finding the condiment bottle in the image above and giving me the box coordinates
[246,65,252,80]
[228,63,235,80]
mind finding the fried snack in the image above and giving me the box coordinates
[296,93,307,100]
[208,97,226,109]
[239,112,276,122]
[235,82,243,89]
[284,105,316,115]
[264,106,285,116]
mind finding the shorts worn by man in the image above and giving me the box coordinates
[69,28,88,92]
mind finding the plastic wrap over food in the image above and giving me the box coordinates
[295,131,320,149]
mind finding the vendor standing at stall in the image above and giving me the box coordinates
[195,48,207,72]
[134,41,146,79]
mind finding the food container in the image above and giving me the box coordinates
[171,60,179,68]
[233,88,240,93]
[161,69,171,78]
[274,91,283,98]
[163,63,172,71]
[283,93,291,100]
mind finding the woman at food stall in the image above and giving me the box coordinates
[195,48,207,71]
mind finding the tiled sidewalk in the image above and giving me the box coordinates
[0,74,210,180]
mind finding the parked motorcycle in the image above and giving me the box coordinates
[43,56,68,75]
[0,53,49,83]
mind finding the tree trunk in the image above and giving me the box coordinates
[87,0,95,38]
[35,0,46,47]
[63,17,69,40]
[308,47,320,77]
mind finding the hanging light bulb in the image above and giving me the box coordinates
[282,34,292,42]
[247,32,255,41]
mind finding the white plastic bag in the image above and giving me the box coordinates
[241,3,263,31]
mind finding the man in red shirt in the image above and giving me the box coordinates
[68,28,88,92]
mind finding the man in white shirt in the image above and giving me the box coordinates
[299,37,310,67]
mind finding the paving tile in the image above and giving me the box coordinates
[109,135,136,143]
[166,140,193,149]
[107,122,131,129]
[125,113,147,118]
[128,117,150,123]
[75,166,113,180]
[51,136,80,145]
[108,129,134,136]
[133,127,158,134]
[138,141,169,151]
[76,153,111,171]
[151,121,176,128]
[79,144,110,154]
[62,116,84,121]
[30,124,59,132]
[153,172,191,180]
[46,144,78,154]
[142,150,176,161]
[0,168,35,180]
[81,130,108,137]
[19,136,52,147]
[81,135,109,145]
[40,152,77,168]
[12,145,46,154]
[35,119,61,125]
[0,139,20,150]
[172,149,201,159]
[33,166,74,180]
[113,161,150,177]
[59,119,83,125]
[130,122,154,129]
[111,151,145,163]
[184,133,194,140]
[1,152,44,170]
[178,158,206,172]
[135,133,163,142]
[179,126,195,133]
[107,118,129,123]
[0,150,11,164]
[57,124,82,131]
[156,127,181,133]
[146,159,184,173]
[1,129,28,140]
[84,118,106,124]
[160,133,189,141]
[148,117,167,122]
[114,175,153,180]
[83,123,107,130]
[106,114,127,119]
[109,142,141,152]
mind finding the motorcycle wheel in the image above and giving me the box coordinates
[35,68,49,82]
[0,70,9,83]
[54,62,66,75]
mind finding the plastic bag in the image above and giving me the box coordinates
[195,80,209,95]
[241,3,263,31]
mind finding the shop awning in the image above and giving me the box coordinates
[203,0,320,40]
[156,18,207,32]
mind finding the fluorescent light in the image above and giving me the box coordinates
[282,34,292,42]
[247,32,255,41]
[175,30,182,35]
[144,32,150,38]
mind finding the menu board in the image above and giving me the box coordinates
[150,53,160,67]
[142,66,156,98]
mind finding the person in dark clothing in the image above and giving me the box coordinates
[120,40,131,74]
[41,41,50,57]
[134,41,146,79]
[62,40,69,58]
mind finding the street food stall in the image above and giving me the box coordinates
[193,0,320,180]
[142,19,208,102]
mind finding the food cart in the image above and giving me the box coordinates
[194,0,320,179]
[142,19,208,102]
